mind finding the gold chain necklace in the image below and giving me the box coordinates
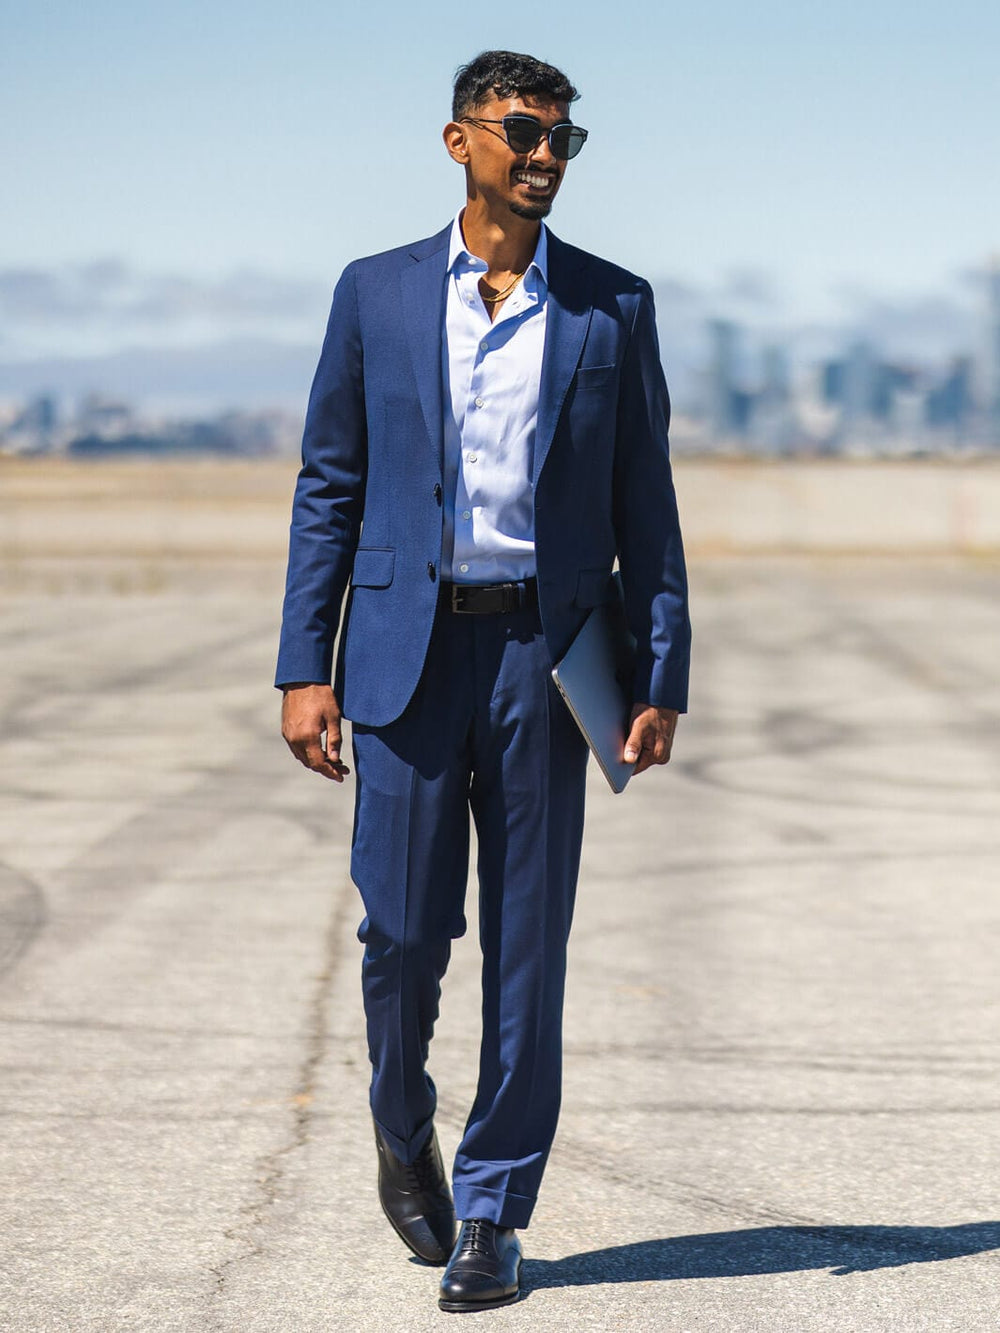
[480,271,525,304]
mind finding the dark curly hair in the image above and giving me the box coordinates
[452,50,579,120]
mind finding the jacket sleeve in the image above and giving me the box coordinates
[274,263,367,688]
[612,279,691,712]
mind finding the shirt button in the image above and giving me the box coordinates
[459,563,469,573]
[480,341,488,352]
[468,453,477,463]
[461,510,471,520]
[474,397,484,408]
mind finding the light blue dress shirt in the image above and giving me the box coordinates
[441,212,548,583]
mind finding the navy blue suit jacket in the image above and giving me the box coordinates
[275,222,691,727]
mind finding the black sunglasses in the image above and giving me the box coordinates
[461,114,589,161]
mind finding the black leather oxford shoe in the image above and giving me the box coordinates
[438,1218,522,1312]
[374,1121,456,1265]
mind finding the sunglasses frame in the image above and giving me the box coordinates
[460,114,589,162]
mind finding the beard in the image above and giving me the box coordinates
[508,198,553,221]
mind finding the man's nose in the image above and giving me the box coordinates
[527,133,557,168]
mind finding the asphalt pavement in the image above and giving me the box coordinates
[2,554,1000,1331]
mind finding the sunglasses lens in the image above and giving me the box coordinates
[503,116,543,153]
[550,125,587,160]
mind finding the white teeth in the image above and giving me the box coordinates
[515,172,552,189]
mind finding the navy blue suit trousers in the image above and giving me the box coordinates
[351,592,589,1228]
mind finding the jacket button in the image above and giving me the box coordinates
[427,561,436,581]
[433,483,442,503]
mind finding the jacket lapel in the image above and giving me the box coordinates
[400,226,450,473]
[533,232,593,486]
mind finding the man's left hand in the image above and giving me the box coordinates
[623,704,679,775]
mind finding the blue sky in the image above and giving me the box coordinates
[2,0,997,407]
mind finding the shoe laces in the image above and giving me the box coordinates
[407,1136,441,1193]
[459,1219,492,1256]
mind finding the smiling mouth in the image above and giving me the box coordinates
[513,170,556,192]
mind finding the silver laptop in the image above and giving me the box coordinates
[551,574,636,794]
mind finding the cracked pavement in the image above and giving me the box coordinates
[2,506,1000,1330]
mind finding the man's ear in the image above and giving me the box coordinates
[443,121,471,165]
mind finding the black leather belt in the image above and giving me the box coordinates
[441,577,538,614]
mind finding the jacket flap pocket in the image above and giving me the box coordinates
[351,547,395,588]
[574,567,612,608]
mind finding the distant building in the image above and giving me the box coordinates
[20,393,59,434]
[986,262,1000,443]
[749,345,797,453]
[707,319,747,439]
[926,357,973,439]
[841,340,877,431]
[0,393,60,454]
[820,344,926,450]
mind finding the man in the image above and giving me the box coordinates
[276,50,690,1313]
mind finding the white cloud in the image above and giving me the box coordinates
[0,259,331,360]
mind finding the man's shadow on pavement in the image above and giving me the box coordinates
[523,1222,1000,1290]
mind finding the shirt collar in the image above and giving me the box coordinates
[447,210,549,284]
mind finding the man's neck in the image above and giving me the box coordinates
[459,201,541,274]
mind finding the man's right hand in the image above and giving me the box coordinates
[280,683,351,783]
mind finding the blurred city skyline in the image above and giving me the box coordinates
[5,256,997,458]
[2,257,997,444]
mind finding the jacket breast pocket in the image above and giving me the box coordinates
[573,364,617,392]
[351,546,395,588]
